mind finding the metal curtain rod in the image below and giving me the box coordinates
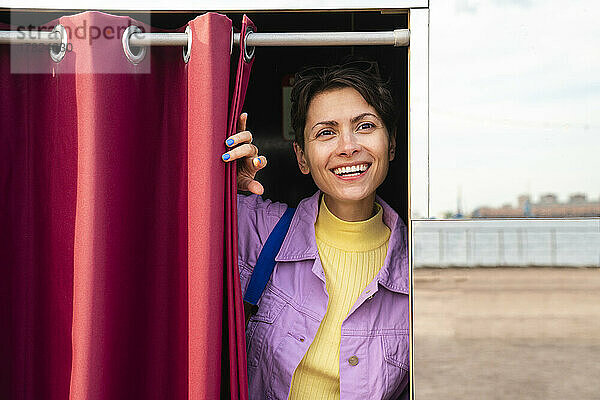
[235,30,410,47]
[0,29,410,47]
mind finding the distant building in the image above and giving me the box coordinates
[472,193,600,217]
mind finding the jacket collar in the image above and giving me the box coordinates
[275,191,321,262]
[275,190,409,295]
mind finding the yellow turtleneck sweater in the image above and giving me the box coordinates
[288,196,391,400]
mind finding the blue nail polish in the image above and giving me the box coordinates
[226,138,234,146]
[222,153,230,161]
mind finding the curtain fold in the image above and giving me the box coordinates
[66,12,189,400]
[186,13,233,400]
[1,21,79,400]
[223,15,256,400]
[0,11,253,400]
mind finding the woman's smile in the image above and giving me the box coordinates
[331,162,371,178]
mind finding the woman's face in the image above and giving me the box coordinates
[293,87,395,205]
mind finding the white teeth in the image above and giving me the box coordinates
[333,164,369,176]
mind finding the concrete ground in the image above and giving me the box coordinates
[413,267,600,400]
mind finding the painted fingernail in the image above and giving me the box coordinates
[226,138,234,146]
[222,153,230,161]
[254,157,261,166]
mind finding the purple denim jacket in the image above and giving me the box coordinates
[238,191,410,400]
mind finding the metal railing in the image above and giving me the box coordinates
[412,219,600,267]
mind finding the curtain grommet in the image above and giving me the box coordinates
[49,24,68,63]
[122,25,147,65]
[183,25,192,63]
[243,27,255,63]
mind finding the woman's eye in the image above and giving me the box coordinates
[316,129,335,138]
[358,122,375,131]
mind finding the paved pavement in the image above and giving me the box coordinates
[413,267,600,400]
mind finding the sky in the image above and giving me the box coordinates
[427,0,600,217]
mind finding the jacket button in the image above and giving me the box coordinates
[348,356,359,366]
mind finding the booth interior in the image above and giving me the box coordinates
[2,10,409,223]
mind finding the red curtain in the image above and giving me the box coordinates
[0,11,252,400]
[223,16,255,400]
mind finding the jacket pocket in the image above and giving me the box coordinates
[382,333,409,400]
[382,333,409,370]
[245,289,286,368]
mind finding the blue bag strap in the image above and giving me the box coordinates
[243,207,295,306]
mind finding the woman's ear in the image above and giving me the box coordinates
[388,133,397,162]
[293,142,310,175]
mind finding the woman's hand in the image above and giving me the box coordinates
[222,113,268,195]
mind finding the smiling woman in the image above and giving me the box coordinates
[221,62,409,400]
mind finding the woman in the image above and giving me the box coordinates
[221,63,409,400]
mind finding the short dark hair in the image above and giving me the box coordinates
[290,61,397,150]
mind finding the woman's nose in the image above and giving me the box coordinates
[337,130,361,157]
